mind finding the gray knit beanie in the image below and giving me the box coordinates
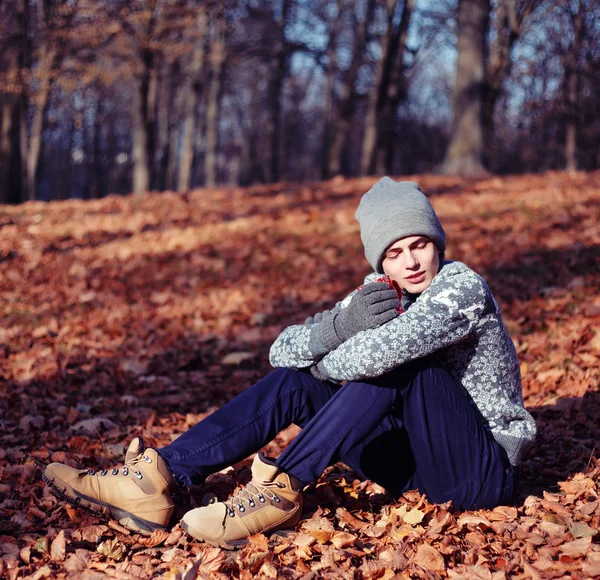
[355,178,446,273]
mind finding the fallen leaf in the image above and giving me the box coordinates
[70,417,118,434]
[198,546,226,573]
[489,506,518,522]
[97,537,125,561]
[33,537,49,555]
[161,547,187,563]
[582,560,600,577]
[560,536,592,557]
[19,546,31,565]
[222,351,255,365]
[29,566,53,580]
[118,358,148,375]
[401,507,425,526]
[568,522,598,539]
[330,531,356,549]
[73,524,110,543]
[413,544,446,573]
[306,529,333,544]
[179,555,203,580]
[258,561,278,577]
[50,530,67,562]
[64,549,91,572]
[458,514,492,530]
[336,507,369,529]
[164,527,184,546]
[136,528,170,547]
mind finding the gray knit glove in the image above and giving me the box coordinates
[304,310,327,325]
[316,282,399,351]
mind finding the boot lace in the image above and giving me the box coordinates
[86,453,152,480]
[225,480,286,517]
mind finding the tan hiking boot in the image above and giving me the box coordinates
[181,453,303,549]
[43,438,176,534]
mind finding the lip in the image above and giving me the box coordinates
[405,271,426,283]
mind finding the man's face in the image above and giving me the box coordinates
[381,236,441,294]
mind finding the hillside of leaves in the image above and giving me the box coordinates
[1,172,600,579]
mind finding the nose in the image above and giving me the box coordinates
[403,249,418,269]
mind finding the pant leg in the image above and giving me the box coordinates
[339,361,517,510]
[158,368,337,486]
[275,374,401,483]
[394,363,517,510]
[276,360,517,510]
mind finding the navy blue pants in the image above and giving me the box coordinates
[158,361,517,510]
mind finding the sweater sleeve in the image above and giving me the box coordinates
[268,272,380,369]
[314,268,492,382]
[268,306,342,368]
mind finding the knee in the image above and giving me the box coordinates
[268,367,303,383]
[264,367,315,394]
[387,362,457,394]
[417,365,455,385]
[341,378,398,408]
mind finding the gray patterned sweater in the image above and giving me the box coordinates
[269,261,536,465]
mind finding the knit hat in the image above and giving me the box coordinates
[355,178,446,273]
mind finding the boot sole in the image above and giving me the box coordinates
[180,520,251,550]
[43,472,168,536]
[180,519,299,550]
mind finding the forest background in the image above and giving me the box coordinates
[2,0,600,577]
[1,0,599,205]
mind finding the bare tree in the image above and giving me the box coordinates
[178,7,208,192]
[440,0,490,177]
[0,2,22,204]
[362,0,415,176]
[1,0,599,203]
[319,0,344,179]
[12,0,78,201]
[561,0,590,172]
[320,0,378,178]
[483,0,545,163]
[268,0,294,183]
[205,8,226,188]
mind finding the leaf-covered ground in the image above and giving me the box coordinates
[1,172,600,579]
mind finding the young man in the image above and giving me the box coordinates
[43,178,536,549]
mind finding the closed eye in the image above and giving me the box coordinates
[412,240,429,249]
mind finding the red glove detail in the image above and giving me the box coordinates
[358,276,403,314]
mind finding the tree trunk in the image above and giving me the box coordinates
[320,0,343,180]
[482,0,539,163]
[268,52,286,183]
[372,0,414,175]
[25,45,56,201]
[564,2,584,173]
[140,49,159,191]
[361,0,396,176]
[564,63,579,173]
[441,0,490,177]
[204,12,226,188]
[267,0,292,183]
[325,0,376,178]
[166,80,184,192]
[0,49,20,204]
[321,61,336,179]
[156,62,172,191]
[88,95,105,199]
[178,9,207,192]
[131,80,150,195]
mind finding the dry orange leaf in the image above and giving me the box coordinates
[413,544,446,573]
[50,530,67,562]
[330,531,356,549]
